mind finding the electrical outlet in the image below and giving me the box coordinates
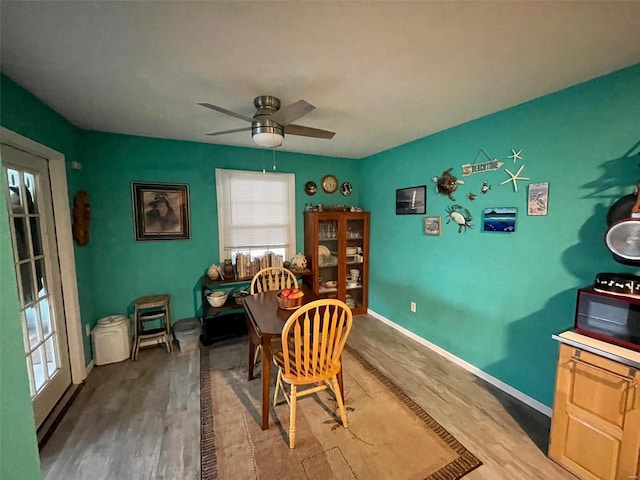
[85,324,91,336]
[410,302,416,313]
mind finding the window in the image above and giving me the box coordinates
[216,169,296,264]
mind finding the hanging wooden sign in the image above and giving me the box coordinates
[461,149,504,176]
[461,159,504,176]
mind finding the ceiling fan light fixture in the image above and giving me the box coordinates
[252,121,284,148]
[252,131,284,148]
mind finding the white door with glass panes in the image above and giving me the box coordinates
[2,144,71,428]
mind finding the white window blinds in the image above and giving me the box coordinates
[215,168,296,260]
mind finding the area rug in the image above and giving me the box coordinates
[200,338,482,480]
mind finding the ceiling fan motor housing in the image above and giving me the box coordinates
[252,95,284,137]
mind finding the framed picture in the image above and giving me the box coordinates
[528,182,549,216]
[396,185,426,215]
[483,207,517,233]
[424,216,441,235]
[132,182,191,241]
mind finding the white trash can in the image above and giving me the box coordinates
[173,318,202,352]
[92,315,130,365]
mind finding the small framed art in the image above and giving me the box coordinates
[528,182,549,216]
[483,207,517,233]
[424,216,441,235]
[132,182,191,241]
[396,185,426,215]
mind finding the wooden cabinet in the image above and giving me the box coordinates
[303,211,370,315]
[549,342,640,480]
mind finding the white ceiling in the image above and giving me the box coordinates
[2,1,640,159]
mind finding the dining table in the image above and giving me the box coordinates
[243,285,345,430]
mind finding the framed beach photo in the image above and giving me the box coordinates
[424,216,441,235]
[396,185,426,215]
[483,207,517,233]
[132,182,191,241]
[528,182,549,216]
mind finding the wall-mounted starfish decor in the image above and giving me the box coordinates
[500,165,529,192]
[507,149,523,163]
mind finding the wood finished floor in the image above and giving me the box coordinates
[40,314,577,480]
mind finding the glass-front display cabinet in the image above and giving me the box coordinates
[303,211,370,315]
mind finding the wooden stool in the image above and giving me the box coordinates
[131,294,172,360]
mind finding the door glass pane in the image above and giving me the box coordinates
[6,169,24,213]
[35,258,46,297]
[26,356,36,397]
[41,298,53,337]
[19,262,35,305]
[31,217,43,257]
[24,172,37,214]
[25,305,41,350]
[45,337,58,377]
[32,344,46,392]
[13,218,30,260]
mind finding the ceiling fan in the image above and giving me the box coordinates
[199,95,335,148]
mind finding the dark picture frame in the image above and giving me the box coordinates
[396,185,426,215]
[132,182,191,241]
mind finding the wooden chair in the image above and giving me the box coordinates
[272,299,353,448]
[250,267,298,294]
[248,267,299,372]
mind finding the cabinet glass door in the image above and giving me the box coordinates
[345,218,364,309]
[318,219,338,297]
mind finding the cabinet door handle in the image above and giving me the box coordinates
[569,355,635,383]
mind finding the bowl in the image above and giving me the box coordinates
[350,269,360,277]
[325,280,337,288]
[276,291,304,310]
[207,291,228,307]
[231,289,250,305]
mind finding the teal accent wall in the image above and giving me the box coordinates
[0,74,84,480]
[360,63,640,407]
[79,131,360,323]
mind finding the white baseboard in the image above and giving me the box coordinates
[84,360,94,379]
[367,309,552,417]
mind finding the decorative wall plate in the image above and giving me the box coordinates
[305,181,317,196]
[341,181,353,196]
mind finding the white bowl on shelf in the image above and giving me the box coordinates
[207,291,228,307]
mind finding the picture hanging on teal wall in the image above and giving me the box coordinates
[424,216,441,235]
[132,182,191,241]
[483,208,517,233]
[396,185,426,214]
[528,183,549,216]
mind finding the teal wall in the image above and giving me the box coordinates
[0,75,83,480]
[79,131,360,323]
[1,64,639,479]
[360,63,640,407]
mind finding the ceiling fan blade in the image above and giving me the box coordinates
[198,102,255,123]
[285,124,335,139]
[268,100,315,126]
[206,127,252,136]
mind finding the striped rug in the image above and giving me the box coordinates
[201,338,481,480]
